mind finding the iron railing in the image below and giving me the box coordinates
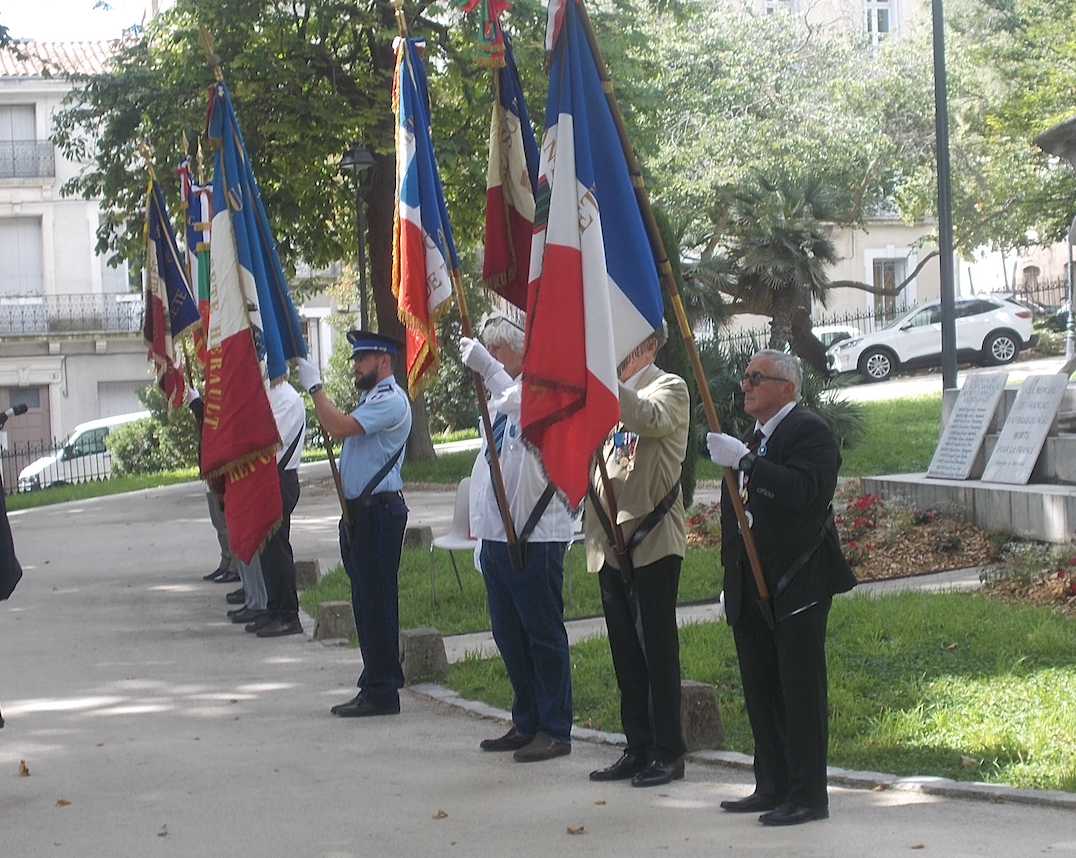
[0,293,143,336]
[0,140,55,179]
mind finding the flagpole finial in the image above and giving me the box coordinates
[198,24,224,81]
[392,0,409,37]
[138,140,157,180]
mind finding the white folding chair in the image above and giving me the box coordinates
[429,476,477,604]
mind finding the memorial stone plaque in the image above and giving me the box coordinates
[981,374,1069,485]
[927,372,1008,480]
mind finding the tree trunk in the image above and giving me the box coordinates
[768,286,796,350]
[789,307,829,375]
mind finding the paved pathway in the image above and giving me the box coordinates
[1,475,1073,857]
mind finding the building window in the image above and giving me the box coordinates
[873,258,906,319]
[865,0,892,44]
[765,0,794,13]
[0,217,45,296]
[0,105,53,179]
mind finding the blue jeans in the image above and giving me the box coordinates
[480,540,572,743]
[340,496,408,708]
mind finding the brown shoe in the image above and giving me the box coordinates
[480,725,531,752]
[256,618,303,638]
[513,732,571,763]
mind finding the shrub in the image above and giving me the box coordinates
[107,384,199,475]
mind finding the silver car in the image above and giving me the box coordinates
[827,297,1036,382]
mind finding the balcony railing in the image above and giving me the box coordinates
[0,293,143,336]
[0,140,56,179]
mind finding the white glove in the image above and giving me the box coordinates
[707,432,749,468]
[184,385,200,405]
[460,337,502,382]
[295,356,322,393]
[717,590,726,622]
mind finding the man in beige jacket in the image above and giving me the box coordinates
[585,325,690,787]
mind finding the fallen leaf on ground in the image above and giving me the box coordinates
[18,761,29,776]
[594,800,606,805]
[567,826,585,835]
[911,845,924,850]
[873,784,886,792]
[158,825,168,837]
[432,809,448,819]
[944,642,958,650]
[56,799,71,807]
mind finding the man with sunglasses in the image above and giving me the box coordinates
[297,332,412,718]
[706,349,855,826]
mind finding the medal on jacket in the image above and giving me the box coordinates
[612,428,637,471]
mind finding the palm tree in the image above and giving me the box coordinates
[687,173,852,352]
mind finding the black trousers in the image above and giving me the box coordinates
[732,595,833,808]
[598,555,687,764]
[262,468,300,621]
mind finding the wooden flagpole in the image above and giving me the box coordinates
[573,1,772,622]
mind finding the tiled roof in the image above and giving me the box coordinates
[0,40,121,79]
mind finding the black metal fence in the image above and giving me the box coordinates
[0,294,143,336]
[0,437,116,496]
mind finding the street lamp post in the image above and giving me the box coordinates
[338,142,377,330]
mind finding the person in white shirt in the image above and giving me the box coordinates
[461,315,574,763]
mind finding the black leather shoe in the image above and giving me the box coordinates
[213,569,241,584]
[630,758,685,788]
[256,618,303,637]
[335,698,400,718]
[229,607,265,624]
[244,614,272,633]
[480,725,531,752]
[513,732,571,762]
[589,751,648,781]
[204,566,227,581]
[720,792,778,813]
[331,693,363,715]
[759,803,829,826]
[226,588,246,605]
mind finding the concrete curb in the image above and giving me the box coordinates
[409,680,1076,812]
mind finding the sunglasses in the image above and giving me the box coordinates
[741,372,789,388]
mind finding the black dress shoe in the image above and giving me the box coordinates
[226,588,246,605]
[589,751,648,781]
[335,698,400,718]
[480,725,532,752]
[213,569,241,584]
[331,693,363,715]
[256,618,303,637]
[230,607,266,624]
[759,803,829,826]
[720,792,778,813]
[631,758,685,788]
[244,614,273,633]
[513,732,571,762]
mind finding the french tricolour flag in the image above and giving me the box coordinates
[393,37,456,395]
[520,0,665,507]
[143,178,200,409]
[481,36,539,311]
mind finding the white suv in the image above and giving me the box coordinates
[826,297,1036,382]
[18,411,150,491]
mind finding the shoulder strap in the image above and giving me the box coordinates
[277,430,303,474]
[517,482,556,546]
[353,442,406,507]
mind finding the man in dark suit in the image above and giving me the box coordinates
[707,349,855,826]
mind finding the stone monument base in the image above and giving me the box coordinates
[860,473,1076,543]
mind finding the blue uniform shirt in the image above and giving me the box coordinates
[339,379,412,499]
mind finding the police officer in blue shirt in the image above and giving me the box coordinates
[297,331,413,717]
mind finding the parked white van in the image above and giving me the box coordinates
[17,411,150,492]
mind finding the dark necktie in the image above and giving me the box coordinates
[484,412,508,463]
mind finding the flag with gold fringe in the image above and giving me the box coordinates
[392,36,457,395]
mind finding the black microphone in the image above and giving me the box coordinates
[0,403,28,427]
